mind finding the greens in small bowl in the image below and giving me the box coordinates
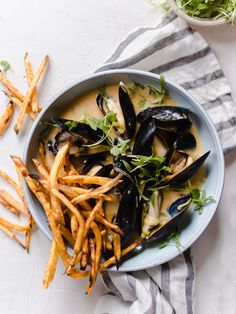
[167,0,235,26]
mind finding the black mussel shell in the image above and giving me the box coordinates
[145,194,192,245]
[50,118,103,141]
[132,118,156,156]
[157,129,178,149]
[95,164,113,177]
[174,133,196,151]
[115,183,139,246]
[166,151,210,186]
[137,106,191,123]
[119,82,136,139]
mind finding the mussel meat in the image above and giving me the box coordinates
[166,151,210,186]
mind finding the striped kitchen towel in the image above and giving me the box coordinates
[94,11,236,314]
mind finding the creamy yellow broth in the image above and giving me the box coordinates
[44,83,204,226]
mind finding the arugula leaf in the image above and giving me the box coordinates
[80,111,117,135]
[110,139,130,156]
[158,230,182,250]
[0,60,11,72]
[64,120,79,130]
[191,188,216,214]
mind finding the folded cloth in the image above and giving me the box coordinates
[94,11,236,314]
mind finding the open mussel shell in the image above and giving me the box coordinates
[137,106,192,133]
[96,93,126,135]
[174,133,196,151]
[145,194,192,245]
[119,82,136,139]
[166,151,210,186]
[50,118,103,141]
[47,118,109,156]
[132,118,156,156]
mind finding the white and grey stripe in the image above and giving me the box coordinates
[95,10,236,314]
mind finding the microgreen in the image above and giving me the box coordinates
[191,188,216,214]
[110,139,130,156]
[176,0,236,21]
[158,230,182,251]
[0,60,11,72]
[64,120,79,130]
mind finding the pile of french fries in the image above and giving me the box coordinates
[10,142,141,294]
[0,53,48,135]
[0,158,34,251]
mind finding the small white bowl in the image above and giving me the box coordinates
[166,0,230,26]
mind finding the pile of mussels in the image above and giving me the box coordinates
[47,82,210,251]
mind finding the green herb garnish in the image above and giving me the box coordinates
[176,0,236,21]
[139,99,146,109]
[0,60,11,72]
[122,154,171,200]
[158,230,182,251]
[65,120,79,130]
[191,188,216,214]
[110,139,130,156]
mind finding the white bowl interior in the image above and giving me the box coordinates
[23,70,224,271]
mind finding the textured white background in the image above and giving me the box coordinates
[0,1,236,313]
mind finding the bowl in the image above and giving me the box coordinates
[23,69,224,271]
[166,0,230,26]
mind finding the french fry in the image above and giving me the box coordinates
[14,55,48,134]
[11,156,70,267]
[100,238,142,270]
[50,188,85,255]
[0,102,14,135]
[0,223,26,249]
[4,91,36,120]
[49,143,70,224]
[0,195,19,216]
[71,215,78,240]
[0,169,23,200]
[61,175,112,185]
[39,141,50,173]
[67,268,89,279]
[25,216,33,252]
[0,71,24,101]
[80,237,89,270]
[0,189,26,215]
[82,210,123,235]
[90,222,102,282]
[82,198,103,241]
[86,237,95,295]
[43,240,59,288]
[24,52,41,113]
[71,174,123,204]
[0,217,29,232]
[32,158,49,180]
[113,233,121,268]
[59,225,75,247]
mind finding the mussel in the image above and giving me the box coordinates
[119,82,136,139]
[145,194,192,244]
[96,82,136,139]
[137,106,192,133]
[132,118,156,156]
[115,183,140,247]
[165,150,210,186]
[141,192,192,240]
[46,118,109,156]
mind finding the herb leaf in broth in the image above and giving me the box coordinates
[191,188,216,214]
[110,138,130,156]
[158,230,182,251]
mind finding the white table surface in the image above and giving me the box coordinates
[0,1,235,313]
